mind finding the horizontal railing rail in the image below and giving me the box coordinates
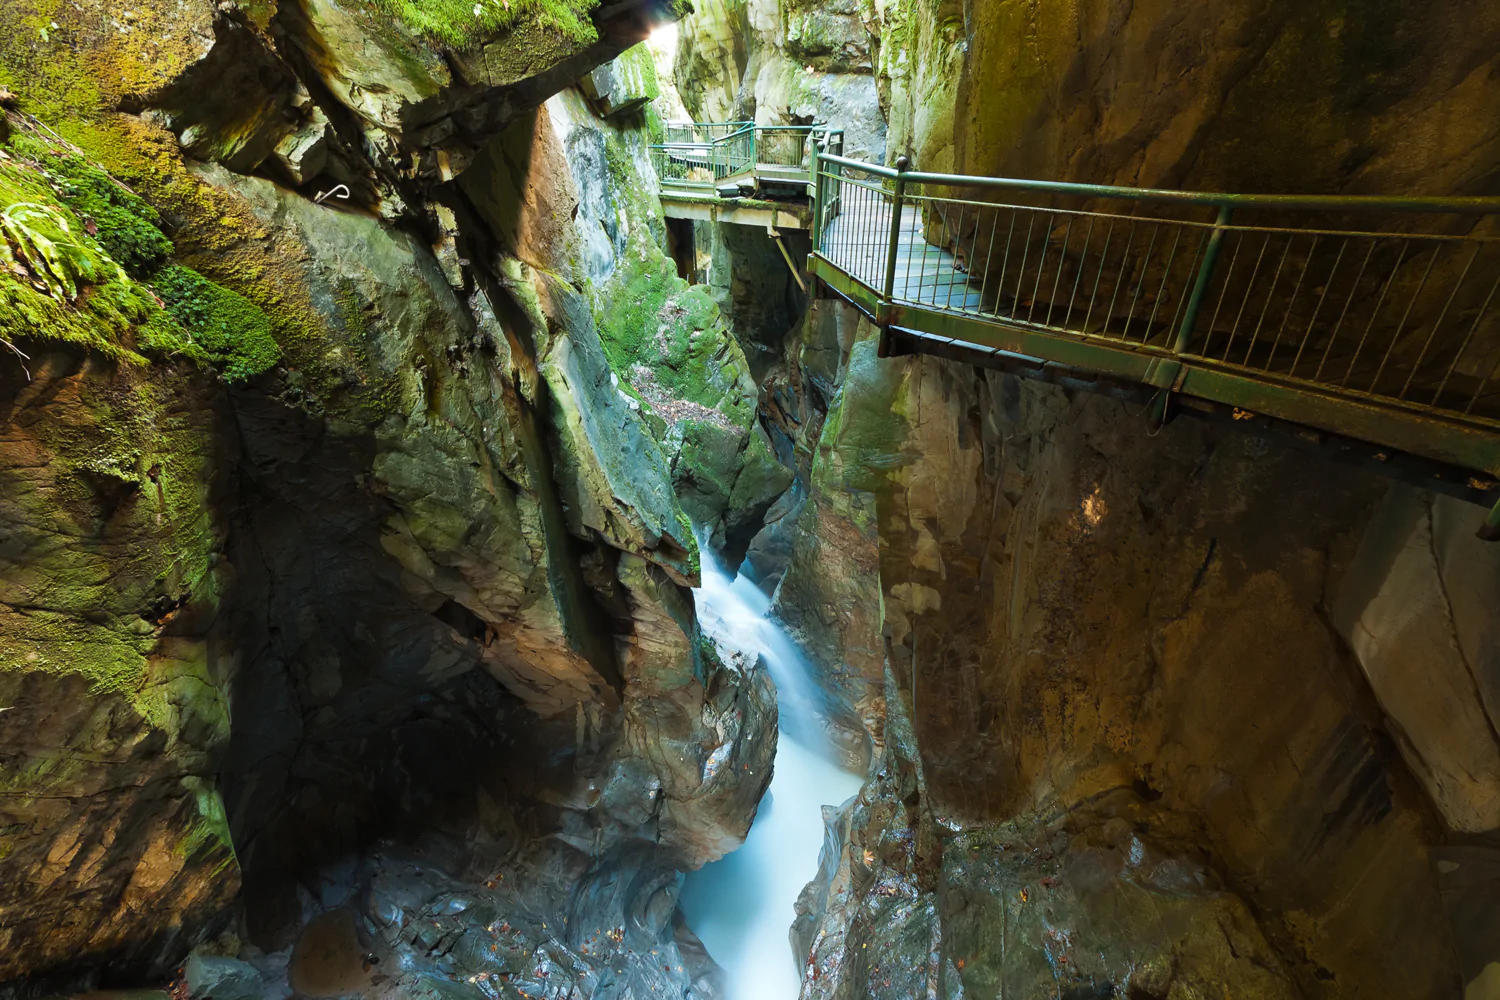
[809,150,1500,442]
[651,122,840,192]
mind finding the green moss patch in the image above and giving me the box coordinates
[366,0,601,48]
[598,250,754,424]
[0,131,280,379]
[0,159,161,361]
[10,134,173,274]
[153,264,279,382]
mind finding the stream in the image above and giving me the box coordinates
[680,554,865,1000]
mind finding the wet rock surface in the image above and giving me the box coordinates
[0,0,785,994]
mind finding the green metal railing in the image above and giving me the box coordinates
[650,123,842,193]
[808,149,1500,478]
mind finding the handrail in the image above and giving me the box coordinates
[808,151,1500,489]
[814,152,1500,215]
[650,123,840,192]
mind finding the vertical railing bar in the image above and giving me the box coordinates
[1082,218,1115,336]
[1169,205,1232,356]
[1044,214,1072,328]
[859,175,870,274]
[1316,239,1376,383]
[1146,225,1185,346]
[1013,212,1038,321]
[1270,235,1317,372]
[1374,242,1434,395]
[947,202,967,311]
[963,203,982,313]
[1122,224,1160,344]
[931,195,944,308]
[904,192,918,303]
[1293,238,1345,373]
[1341,239,1408,390]
[927,196,941,307]
[1409,242,1479,400]
[1103,219,1137,340]
[1461,275,1500,412]
[1063,216,1096,331]
[1442,271,1500,407]
[925,196,938,307]
[1164,230,1208,350]
[849,172,862,275]
[1242,235,1294,368]
[1028,213,1057,325]
[1202,231,1245,359]
[840,171,853,272]
[1466,346,1500,415]
[907,192,920,302]
[1373,244,1438,396]
[1222,231,1272,363]
[994,210,1019,319]
[883,159,910,304]
[976,207,1001,315]
[966,202,978,313]
[1044,216,1075,328]
[816,138,828,260]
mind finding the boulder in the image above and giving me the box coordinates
[183,954,266,1000]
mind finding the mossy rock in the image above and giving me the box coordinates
[10,134,173,274]
[365,0,601,49]
[153,264,279,382]
[0,154,174,362]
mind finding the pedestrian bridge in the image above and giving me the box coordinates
[651,121,1500,533]
[650,121,831,230]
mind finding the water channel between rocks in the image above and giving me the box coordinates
[679,556,865,1000]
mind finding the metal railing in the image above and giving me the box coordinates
[810,151,1500,430]
[650,123,842,193]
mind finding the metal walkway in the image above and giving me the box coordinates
[650,122,839,229]
[807,151,1500,529]
[648,122,1500,529]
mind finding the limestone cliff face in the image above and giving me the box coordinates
[792,337,1482,996]
[881,0,1500,195]
[673,0,886,162]
[0,0,780,993]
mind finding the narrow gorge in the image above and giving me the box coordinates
[1,1,1499,999]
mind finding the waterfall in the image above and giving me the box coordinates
[680,552,865,1000]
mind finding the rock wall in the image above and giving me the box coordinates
[673,0,886,162]
[795,338,1470,996]
[0,0,786,994]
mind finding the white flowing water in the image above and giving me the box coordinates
[680,556,864,1000]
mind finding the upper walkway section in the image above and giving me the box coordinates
[649,120,1500,526]
[650,122,838,230]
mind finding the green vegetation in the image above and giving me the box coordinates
[10,134,172,274]
[0,129,277,380]
[154,265,279,382]
[597,251,753,423]
[0,159,162,360]
[367,0,601,48]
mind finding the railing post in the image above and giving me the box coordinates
[808,132,823,256]
[1173,203,1233,355]
[882,155,911,303]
